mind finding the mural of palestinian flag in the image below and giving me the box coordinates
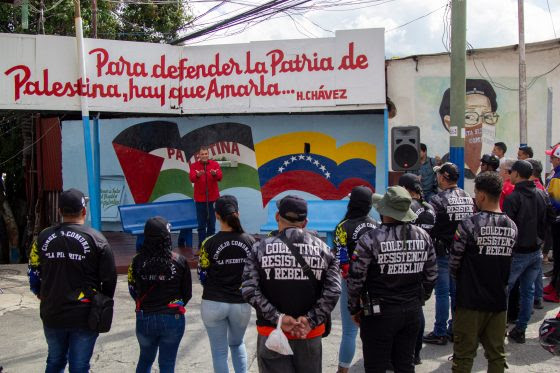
[112,121,259,203]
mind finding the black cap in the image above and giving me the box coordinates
[398,173,422,194]
[349,186,374,205]
[215,195,239,217]
[511,160,533,179]
[276,195,307,222]
[480,154,500,171]
[59,188,88,214]
[144,216,171,239]
[526,159,543,175]
[434,162,459,181]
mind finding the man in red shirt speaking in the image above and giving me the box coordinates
[189,146,223,247]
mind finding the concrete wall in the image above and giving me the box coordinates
[62,113,386,233]
[387,39,560,193]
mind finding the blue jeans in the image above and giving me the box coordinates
[338,279,359,368]
[135,312,185,373]
[201,300,251,373]
[178,229,193,247]
[43,325,98,373]
[508,251,542,331]
[196,201,216,246]
[433,255,456,336]
[534,265,543,301]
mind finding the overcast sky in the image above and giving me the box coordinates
[185,0,560,58]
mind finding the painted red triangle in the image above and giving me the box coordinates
[113,143,164,204]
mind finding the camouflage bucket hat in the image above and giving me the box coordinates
[372,186,417,222]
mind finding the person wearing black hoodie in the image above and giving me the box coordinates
[503,160,554,343]
[333,186,378,373]
[128,216,192,373]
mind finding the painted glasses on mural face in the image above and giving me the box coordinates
[463,93,499,175]
[441,79,499,179]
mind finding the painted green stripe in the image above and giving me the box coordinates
[149,169,193,202]
[220,163,261,192]
[149,164,260,202]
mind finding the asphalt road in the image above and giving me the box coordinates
[1,264,559,372]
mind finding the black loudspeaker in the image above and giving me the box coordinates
[391,126,420,171]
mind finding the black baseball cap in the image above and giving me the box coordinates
[276,195,307,222]
[144,216,171,239]
[349,186,374,205]
[215,195,239,217]
[480,154,500,170]
[59,188,89,214]
[433,162,459,182]
[511,160,533,179]
[398,173,422,194]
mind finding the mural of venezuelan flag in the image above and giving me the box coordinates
[256,132,376,206]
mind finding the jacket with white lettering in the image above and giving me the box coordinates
[410,199,436,234]
[241,227,341,329]
[430,186,475,255]
[347,223,437,314]
[333,216,378,276]
[28,223,117,329]
[450,212,517,311]
[198,231,256,303]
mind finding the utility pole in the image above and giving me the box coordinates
[92,0,98,38]
[450,0,467,188]
[74,0,101,230]
[518,0,527,147]
[39,0,45,34]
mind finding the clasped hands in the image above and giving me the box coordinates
[280,315,312,339]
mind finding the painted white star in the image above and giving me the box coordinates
[291,156,297,162]
[298,154,305,160]
[278,166,285,173]
[306,156,313,161]
[283,160,290,167]
[325,171,331,178]
[313,160,320,166]
[319,165,326,172]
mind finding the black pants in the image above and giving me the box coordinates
[360,302,421,373]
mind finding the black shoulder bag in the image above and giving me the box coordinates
[278,234,332,338]
[57,227,114,333]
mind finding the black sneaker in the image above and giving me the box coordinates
[534,299,544,309]
[508,327,525,344]
[423,332,448,345]
[414,355,422,365]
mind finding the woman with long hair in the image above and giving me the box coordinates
[333,186,378,373]
[128,216,192,373]
[198,195,255,373]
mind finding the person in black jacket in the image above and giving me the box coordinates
[348,186,437,373]
[198,195,256,373]
[503,160,554,343]
[128,216,192,373]
[333,186,377,373]
[450,172,517,372]
[399,173,436,365]
[424,162,475,345]
[28,189,117,373]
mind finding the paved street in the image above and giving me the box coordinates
[1,263,559,372]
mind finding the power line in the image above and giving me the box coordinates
[546,0,557,38]
[385,3,447,33]
[0,123,54,168]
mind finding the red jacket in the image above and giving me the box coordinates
[533,179,546,191]
[189,160,222,202]
[499,180,515,210]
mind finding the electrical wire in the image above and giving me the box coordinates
[546,0,557,39]
[0,123,54,168]
[385,3,447,33]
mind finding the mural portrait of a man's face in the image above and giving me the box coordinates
[439,79,499,178]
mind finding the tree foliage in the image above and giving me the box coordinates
[0,0,190,43]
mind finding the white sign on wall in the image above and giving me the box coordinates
[0,29,385,114]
